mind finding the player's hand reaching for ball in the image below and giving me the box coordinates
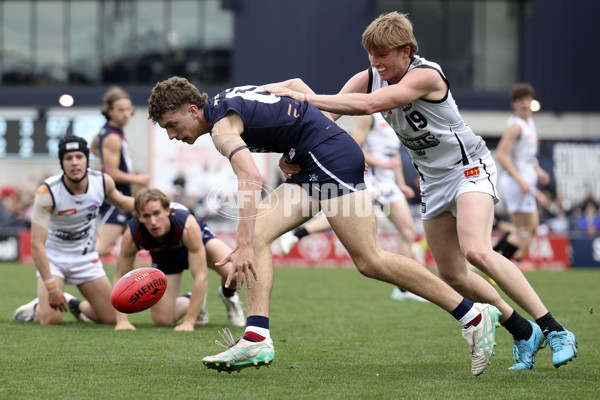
[217,244,258,293]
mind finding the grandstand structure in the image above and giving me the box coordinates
[0,0,599,266]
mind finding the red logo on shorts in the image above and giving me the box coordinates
[463,167,480,178]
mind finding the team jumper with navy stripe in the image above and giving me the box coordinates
[203,85,346,162]
[128,203,197,273]
[368,56,489,182]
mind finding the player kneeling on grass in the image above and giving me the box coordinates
[13,135,134,325]
[113,188,245,331]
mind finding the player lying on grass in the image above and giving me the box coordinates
[148,76,501,376]
[14,135,134,325]
[113,188,245,331]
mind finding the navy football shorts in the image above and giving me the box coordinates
[98,202,132,226]
[287,133,366,199]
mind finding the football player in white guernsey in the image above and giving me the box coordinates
[277,114,426,301]
[149,77,504,376]
[13,136,134,326]
[494,83,550,263]
[269,11,577,370]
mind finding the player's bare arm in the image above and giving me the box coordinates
[394,154,415,198]
[31,187,53,280]
[535,163,550,186]
[211,113,260,291]
[103,173,135,213]
[31,184,69,312]
[90,134,100,156]
[175,215,209,331]
[263,80,334,121]
[269,66,445,117]
[350,115,373,147]
[101,133,149,186]
[113,227,138,330]
[495,123,529,191]
[319,67,444,115]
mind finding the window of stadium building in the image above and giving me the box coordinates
[0,0,233,86]
[376,0,521,91]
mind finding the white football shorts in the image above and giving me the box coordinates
[419,151,498,220]
[498,174,538,214]
[365,175,405,205]
[37,250,106,285]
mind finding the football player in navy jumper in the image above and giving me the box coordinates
[113,188,245,331]
[268,11,577,371]
[91,86,151,257]
[148,76,501,375]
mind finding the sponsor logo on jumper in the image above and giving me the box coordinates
[400,132,440,151]
[55,227,89,241]
[87,203,101,211]
[58,209,77,216]
[401,103,412,112]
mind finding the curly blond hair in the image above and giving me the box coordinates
[147,76,209,123]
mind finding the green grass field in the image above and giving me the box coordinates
[1,263,599,400]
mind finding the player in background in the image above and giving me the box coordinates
[13,136,134,325]
[268,12,577,371]
[278,113,426,301]
[113,188,245,331]
[148,76,502,376]
[493,83,550,265]
[91,86,150,257]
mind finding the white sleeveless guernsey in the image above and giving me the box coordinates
[503,114,539,186]
[44,169,105,258]
[369,56,488,182]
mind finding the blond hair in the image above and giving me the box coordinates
[134,188,170,215]
[101,86,132,119]
[361,11,418,57]
[147,76,209,123]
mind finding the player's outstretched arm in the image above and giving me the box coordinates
[103,173,135,213]
[211,114,259,292]
[262,78,314,95]
[263,78,336,121]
